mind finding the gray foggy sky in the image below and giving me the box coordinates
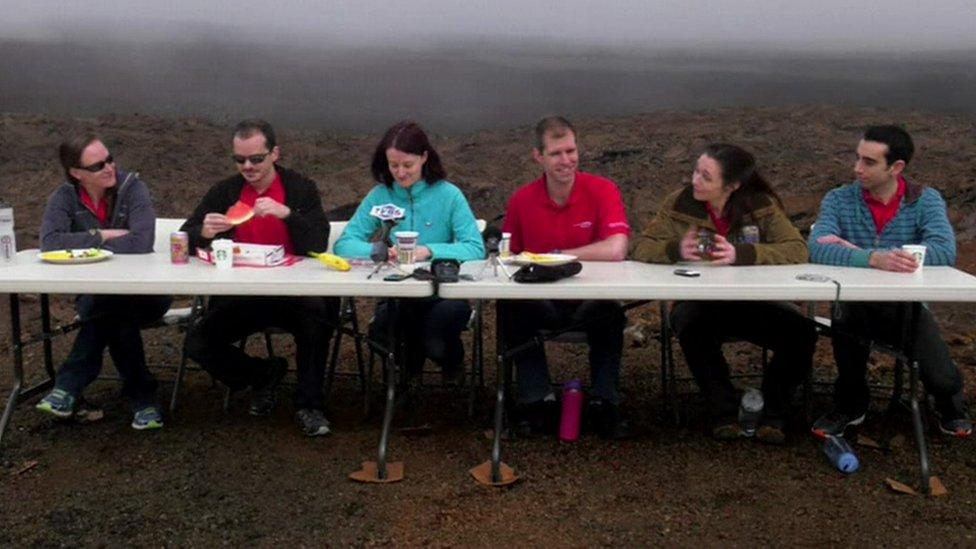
[2,0,975,51]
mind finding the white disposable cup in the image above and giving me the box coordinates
[212,239,234,269]
[500,232,512,258]
[902,244,926,273]
[394,231,419,267]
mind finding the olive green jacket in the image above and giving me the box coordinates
[630,186,808,265]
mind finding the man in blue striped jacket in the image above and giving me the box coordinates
[808,125,971,438]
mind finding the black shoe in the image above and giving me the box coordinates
[935,392,973,438]
[711,417,745,441]
[588,399,634,440]
[249,358,289,417]
[514,399,559,437]
[811,409,865,438]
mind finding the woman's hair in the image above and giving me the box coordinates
[701,143,785,230]
[58,133,101,184]
[370,121,446,186]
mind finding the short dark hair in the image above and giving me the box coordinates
[534,116,576,152]
[233,118,277,151]
[58,133,100,184]
[370,121,447,186]
[863,125,914,166]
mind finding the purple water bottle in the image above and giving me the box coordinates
[559,379,584,442]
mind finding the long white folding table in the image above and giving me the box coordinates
[0,249,433,481]
[441,260,976,490]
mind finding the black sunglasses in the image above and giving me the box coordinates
[232,152,272,165]
[76,155,114,173]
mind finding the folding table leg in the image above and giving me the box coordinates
[0,294,25,453]
[40,294,55,379]
[909,358,931,494]
[350,299,404,483]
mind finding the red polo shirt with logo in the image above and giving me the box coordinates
[503,171,630,254]
[863,176,907,235]
[233,172,295,254]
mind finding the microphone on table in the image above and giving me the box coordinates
[367,204,405,277]
[482,225,503,257]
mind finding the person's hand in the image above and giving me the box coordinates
[869,249,919,272]
[99,229,129,241]
[202,213,233,239]
[817,234,860,249]
[709,234,737,265]
[414,246,432,261]
[253,197,290,219]
[679,226,702,261]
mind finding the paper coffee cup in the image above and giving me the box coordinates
[212,239,234,269]
[902,244,926,273]
[394,231,419,266]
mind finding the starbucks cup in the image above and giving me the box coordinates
[902,244,926,273]
[394,231,419,269]
[212,239,234,269]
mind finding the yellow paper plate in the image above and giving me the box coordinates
[38,249,114,264]
[508,252,578,266]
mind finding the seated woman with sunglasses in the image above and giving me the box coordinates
[630,143,816,444]
[334,121,484,383]
[36,134,172,430]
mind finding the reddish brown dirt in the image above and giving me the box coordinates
[1,106,975,546]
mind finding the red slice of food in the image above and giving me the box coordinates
[226,201,254,225]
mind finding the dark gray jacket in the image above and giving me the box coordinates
[40,170,156,253]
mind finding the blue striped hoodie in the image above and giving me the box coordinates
[808,179,956,267]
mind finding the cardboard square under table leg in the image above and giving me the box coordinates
[349,461,405,483]
[469,460,518,486]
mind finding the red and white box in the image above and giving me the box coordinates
[197,243,287,267]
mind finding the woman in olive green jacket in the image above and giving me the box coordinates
[631,143,815,444]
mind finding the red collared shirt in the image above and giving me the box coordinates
[233,173,295,254]
[78,187,109,226]
[863,176,907,235]
[503,171,630,254]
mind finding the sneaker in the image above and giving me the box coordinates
[712,420,745,441]
[131,406,164,430]
[756,418,786,445]
[514,398,559,437]
[249,358,289,417]
[36,388,76,418]
[588,399,634,440]
[811,409,865,438]
[295,408,331,437]
[935,392,972,438]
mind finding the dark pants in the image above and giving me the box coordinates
[55,294,173,407]
[501,300,625,405]
[831,302,964,415]
[370,298,471,375]
[185,296,338,411]
[670,301,817,421]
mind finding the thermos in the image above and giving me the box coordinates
[0,201,16,265]
[559,379,584,442]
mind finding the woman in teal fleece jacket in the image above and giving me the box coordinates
[335,121,484,380]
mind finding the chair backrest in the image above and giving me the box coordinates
[154,218,187,254]
[328,221,347,253]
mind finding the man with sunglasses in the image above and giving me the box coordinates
[181,119,338,436]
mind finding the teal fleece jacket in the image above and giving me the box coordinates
[334,179,485,261]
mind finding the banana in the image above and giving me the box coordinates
[309,251,351,271]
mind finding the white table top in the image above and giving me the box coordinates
[441,260,976,302]
[0,250,433,298]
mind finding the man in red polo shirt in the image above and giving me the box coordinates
[181,119,337,437]
[501,116,632,439]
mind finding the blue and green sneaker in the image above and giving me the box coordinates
[131,406,164,431]
[36,388,76,418]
